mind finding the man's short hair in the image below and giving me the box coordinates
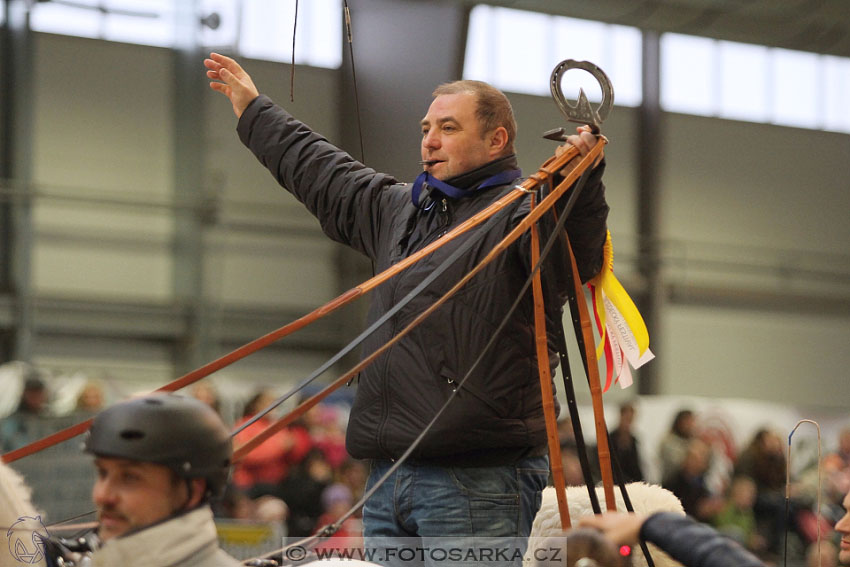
[432,80,517,154]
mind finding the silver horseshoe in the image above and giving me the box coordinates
[547,59,614,136]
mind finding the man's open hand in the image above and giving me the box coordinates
[204,52,260,119]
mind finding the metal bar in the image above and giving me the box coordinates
[172,0,212,372]
[636,29,662,395]
[0,0,35,361]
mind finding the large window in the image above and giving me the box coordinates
[464,5,642,107]
[26,0,342,69]
[661,33,850,133]
[465,5,850,135]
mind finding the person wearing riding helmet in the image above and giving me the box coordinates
[83,393,241,567]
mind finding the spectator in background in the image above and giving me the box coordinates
[735,428,789,557]
[215,486,256,521]
[663,438,723,522]
[75,380,106,415]
[1,373,49,453]
[825,427,850,495]
[556,418,589,487]
[337,458,369,506]
[821,428,850,526]
[278,449,334,537]
[314,483,362,551]
[231,390,312,494]
[713,475,765,554]
[805,540,837,567]
[191,382,222,416]
[658,409,697,485]
[835,428,850,469]
[307,405,348,469]
[796,426,850,540]
[609,402,644,483]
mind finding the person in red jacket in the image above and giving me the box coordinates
[231,390,312,492]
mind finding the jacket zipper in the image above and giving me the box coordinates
[415,198,451,251]
[377,198,451,458]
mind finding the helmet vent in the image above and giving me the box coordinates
[119,429,146,440]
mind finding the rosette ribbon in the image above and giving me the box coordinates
[588,231,654,392]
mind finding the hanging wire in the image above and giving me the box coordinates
[786,419,822,567]
[290,0,298,102]
[287,0,365,161]
[343,0,366,162]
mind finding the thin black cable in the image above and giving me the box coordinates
[554,321,602,515]
[289,0,298,102]
[343,0,366,162]
[45,509,97,529]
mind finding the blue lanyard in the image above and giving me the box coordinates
[410,168,522,209]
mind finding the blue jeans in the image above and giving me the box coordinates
[362,456,549,567]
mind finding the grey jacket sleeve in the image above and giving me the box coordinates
[236,94,400,260]
[640,512,766,567]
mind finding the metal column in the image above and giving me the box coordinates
[171,1,213,373]
[0,0,35,362]
[636,30,663,395]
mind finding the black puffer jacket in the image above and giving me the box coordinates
[238,95,609,465]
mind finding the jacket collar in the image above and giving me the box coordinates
[92,506,219,567]
[443,154,519,191]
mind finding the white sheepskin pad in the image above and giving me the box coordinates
[527,482,685,567]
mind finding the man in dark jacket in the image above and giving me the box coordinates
[205,52,608,564]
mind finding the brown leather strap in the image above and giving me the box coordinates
[529,192,571,529]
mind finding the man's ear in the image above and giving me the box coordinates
[488,126,509,156]
[187,478,207,508]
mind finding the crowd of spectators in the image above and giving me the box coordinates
[559,402,849,566]
[187,384,367,542]
[2,363,849,565]
[652,407,849,566]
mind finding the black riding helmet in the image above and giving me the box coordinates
[83,393,232,499]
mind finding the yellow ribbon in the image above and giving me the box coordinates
[589,231,651,362]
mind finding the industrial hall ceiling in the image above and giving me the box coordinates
[475,0,850,57]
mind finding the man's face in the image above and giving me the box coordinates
[837,490,850,565]
[420,92,498,181]
[92,457,188,541]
